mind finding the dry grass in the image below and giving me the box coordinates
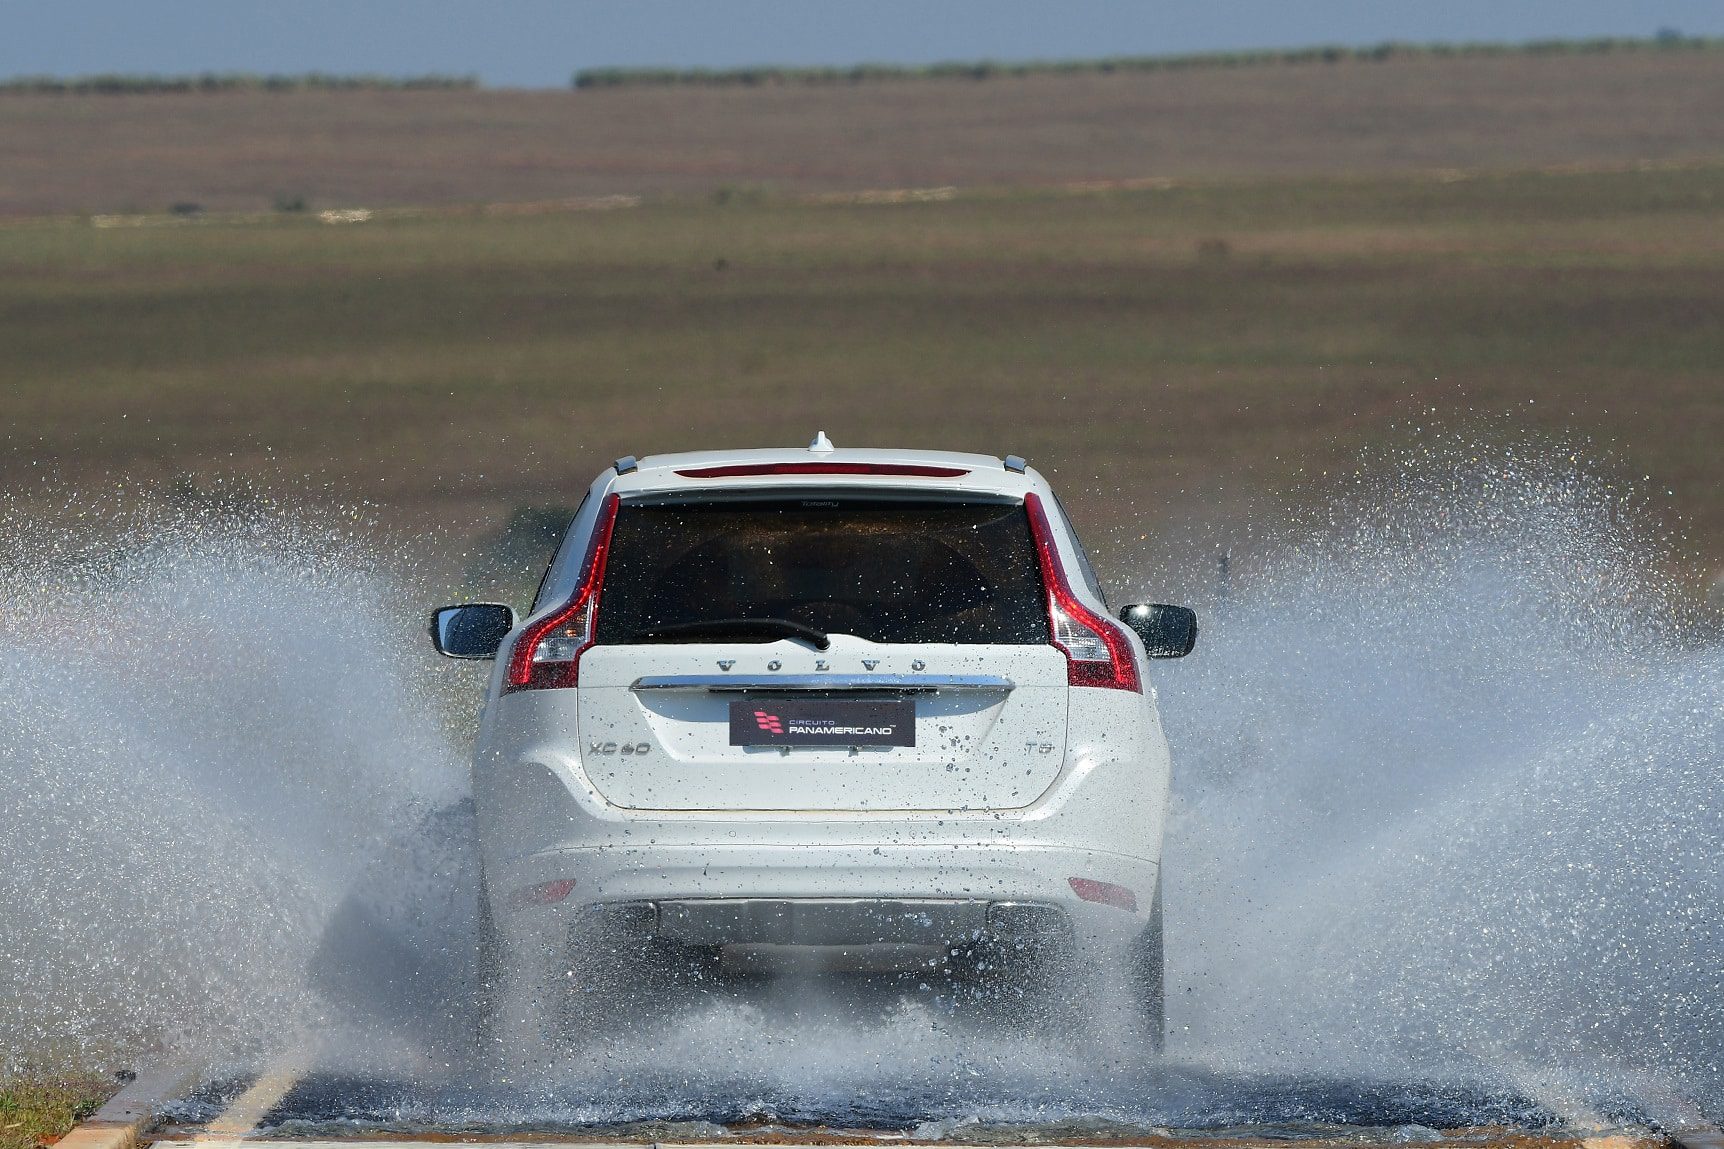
[4,52,1724,217]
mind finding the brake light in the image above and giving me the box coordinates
[503,493,620,693]
[1024,493,1140,693]
[674,462,969,479]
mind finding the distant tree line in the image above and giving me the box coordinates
[572,34,1724,89]
[6,36,1717,97]
[0,72,478,95]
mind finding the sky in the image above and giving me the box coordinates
[5,1,1724,88]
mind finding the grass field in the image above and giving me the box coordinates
[5,50,1724,217]
[3,162,1721,601]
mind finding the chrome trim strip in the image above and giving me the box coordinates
[630,674,1015,694]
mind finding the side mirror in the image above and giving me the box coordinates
[430,603,515,660]
[1119,603,1197,658]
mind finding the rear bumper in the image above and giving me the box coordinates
[660,897,989,945]
[492,839,1157,954]
[552,897,1075,975]
[656,896,1065,946]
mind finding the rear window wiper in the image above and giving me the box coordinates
[633,617,832,650]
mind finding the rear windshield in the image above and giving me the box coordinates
[595,499,1047,645]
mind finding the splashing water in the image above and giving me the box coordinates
[1,441,1719,1131]
[0,499,470,1070]
[1161,442,1722,1123]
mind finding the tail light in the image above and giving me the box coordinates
[503,493,620,693]
[1025,493,1141,693]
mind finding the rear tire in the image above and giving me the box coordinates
[473,876,505,1049]
[944,925,1080,1033]
[476,875,573,1058]
[1128,873,1166,1053]
[558,911,728,1044]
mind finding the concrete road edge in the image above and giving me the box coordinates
[56,1061,200,1149]
[1672,1129,1724,1149]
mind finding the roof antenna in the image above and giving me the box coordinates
[809,430,835,454]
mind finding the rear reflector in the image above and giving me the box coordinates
[1068,877,1138,912]
[511,878,576,908]
[674,462,970,479]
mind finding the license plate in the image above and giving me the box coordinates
[729,699,915,747]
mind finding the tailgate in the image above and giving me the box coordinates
[575,639,1067,812]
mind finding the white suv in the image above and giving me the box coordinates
[432,436,1195,1047]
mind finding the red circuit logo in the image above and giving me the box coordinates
[754,710,784,734]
